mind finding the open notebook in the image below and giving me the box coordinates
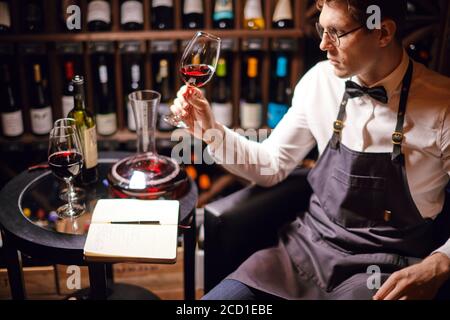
[84,199,180,264]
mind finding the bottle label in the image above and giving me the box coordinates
[99,65,108,83]
[96,113,117,135]
[184,0,203,14]
[31,107,53,135]
[1,110,23,137]
[273,0,292,22]
[62,95,74,118]
[267,102,288,128]
[240,101,262,129]
[121,1,144,24]
[158,102,174,130]
[82,126,98,169]
[212,102,233,127]
[87,0,111,24]
[127,100,136,131]
[0,2,11,27]
[152,0,173,8]
[244,0,263,20]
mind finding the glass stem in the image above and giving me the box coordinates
[66,180,75,212]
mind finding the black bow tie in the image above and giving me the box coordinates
[345,80,388,104]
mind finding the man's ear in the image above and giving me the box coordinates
[378,19,397,47]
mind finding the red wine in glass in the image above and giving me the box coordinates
[180,64,215,88]
[48,151,83,181]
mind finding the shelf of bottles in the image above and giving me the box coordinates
[0,0,310,144]
[0,0,449,144]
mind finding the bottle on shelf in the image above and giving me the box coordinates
[243,0,265,30]
[68,75,98,185]
[0,1,12,34]
[272,0,293,29]
[87,0,111,32]
[23,0,44,33]
[61,0,81,32]
[212,57,233,127]
[93,54,117,136]
[121,0,144,31]
[156,58,175,131]
[123,57,143,131]
[151,0,174,30]
[183,0,204,30]
[0,64,24,138]
[61,60,75,118]
[267,55,291,128]
[30,63,53,135]
[240,57,262,129]
[213,0,234,29]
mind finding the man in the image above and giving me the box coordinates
[171,0,450,299]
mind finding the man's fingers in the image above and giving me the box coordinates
[383,284,405,300]
[374,276,397,300]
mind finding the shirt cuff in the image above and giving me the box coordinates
[206,125,237,164]
[431,238,450,259]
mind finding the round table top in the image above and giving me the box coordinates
[0,151,198,265]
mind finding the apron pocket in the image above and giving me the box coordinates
[323,167,387,228]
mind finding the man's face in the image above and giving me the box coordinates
[318,2,380,79]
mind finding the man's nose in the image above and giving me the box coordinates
[319,33,334,51]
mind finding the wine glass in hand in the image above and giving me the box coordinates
[163,31,221,128]
[48,125,85,218]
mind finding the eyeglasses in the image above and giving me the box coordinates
[315,22,364,48]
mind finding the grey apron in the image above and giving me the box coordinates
[228,60,436,299]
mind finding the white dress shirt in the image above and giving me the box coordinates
[208,51,450,257]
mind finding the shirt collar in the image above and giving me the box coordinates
[354,50,410,102]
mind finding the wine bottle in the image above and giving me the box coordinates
[124,59,143,131]
[151,0,174,30]
[87,0,111,31]
[272,0,293,29]
[212,57,233,127]
[30,64,53,135]
[0,64,24,137]
[94,54,117,136]
[121,0,144,31]
[267,55,291,128]
[183,0,204,29]
[156,59,175,131]
[61,61,75,118]
[23,0,44,33]
[68,75,99,185]
[61,0,81,32]
[0,1,12,34]
[243,0,265,30]
[240,57,262,129]
[213,0,234,29]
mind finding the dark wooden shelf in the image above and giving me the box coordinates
[0,29,305,43]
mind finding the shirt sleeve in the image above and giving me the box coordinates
[207,67,318,187]
[433,104,450,258]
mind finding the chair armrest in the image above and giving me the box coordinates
[203,167,312,292]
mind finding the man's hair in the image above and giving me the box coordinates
[316,0,407,42]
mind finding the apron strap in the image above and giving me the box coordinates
[331,93,349,149]
[391,60,414,164]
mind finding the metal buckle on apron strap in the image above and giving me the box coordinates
[392,132,404,145]
[333,120,344,133]
[384,210,392,222]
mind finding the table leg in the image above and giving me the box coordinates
[183,209,196,300]
[88,263,108,300]
[2,231,26,300]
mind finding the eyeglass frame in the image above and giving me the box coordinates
[315,22,365,47]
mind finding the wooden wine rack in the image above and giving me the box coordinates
[0,0,449,145]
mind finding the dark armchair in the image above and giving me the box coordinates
[203,167,313,293]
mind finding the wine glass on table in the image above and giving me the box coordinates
[53,118,86,202]
[48,125,85,218]
[163,31,221,128]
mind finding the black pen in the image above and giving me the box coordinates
[109,221,161,225]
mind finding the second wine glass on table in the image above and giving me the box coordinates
[48,125,85,218]
[163,31,222,128]
[53,118,86,202]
